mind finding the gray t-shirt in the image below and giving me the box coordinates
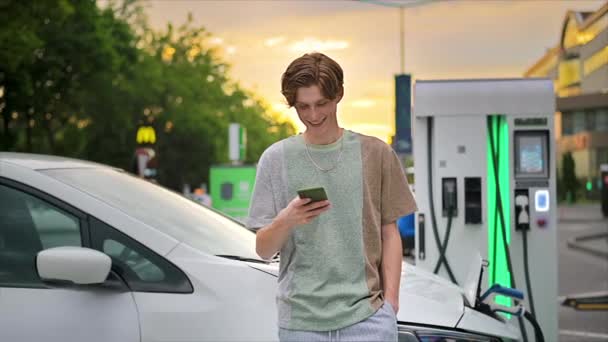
[246,130,417,331]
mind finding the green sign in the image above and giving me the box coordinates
[210,165,257,222]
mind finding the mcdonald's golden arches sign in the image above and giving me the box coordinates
[136,126,157,144]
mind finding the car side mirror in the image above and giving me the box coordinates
[37,247,111,285]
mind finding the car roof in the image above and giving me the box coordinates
[0,152,112,171]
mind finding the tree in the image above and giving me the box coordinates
[0,0,74,151]
[561,152,579,203]
[0,0,295,191]
[131,14,295,189]
[0,0,140,166]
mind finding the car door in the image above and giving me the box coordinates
[0,180,140,342]
[87,216,194,342]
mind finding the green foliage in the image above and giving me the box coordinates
[0,0,295,190]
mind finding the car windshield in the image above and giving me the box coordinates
[43,168,262,261]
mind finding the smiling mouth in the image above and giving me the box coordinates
[308,117,326,127]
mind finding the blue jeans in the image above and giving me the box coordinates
[278,301,398,342]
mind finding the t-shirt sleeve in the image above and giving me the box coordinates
[246,150,277,230]
[381,145,418,226]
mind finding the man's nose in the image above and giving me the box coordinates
[310,106,321,119]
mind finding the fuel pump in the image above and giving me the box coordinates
[413,78,558,342]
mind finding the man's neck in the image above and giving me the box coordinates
[304,127,344,145]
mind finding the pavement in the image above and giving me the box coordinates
[557,204,608,342]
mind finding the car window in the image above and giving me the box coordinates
[103,240,165,282]
[0,184,82,287]
[44,168,260,260]
[90,217,192,293]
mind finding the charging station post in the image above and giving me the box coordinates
[413,78,558,342]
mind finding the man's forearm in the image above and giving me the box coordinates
[381,222,403,312]
[256,217,292,260]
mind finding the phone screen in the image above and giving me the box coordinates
[297,187,328,202]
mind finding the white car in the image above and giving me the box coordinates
[0,153,519,342]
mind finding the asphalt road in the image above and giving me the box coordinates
[557,204,608,342]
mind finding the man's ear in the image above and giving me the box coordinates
[335,90,344,103]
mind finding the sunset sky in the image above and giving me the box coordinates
[144,0,604,141]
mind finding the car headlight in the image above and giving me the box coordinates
[398,324,501,342]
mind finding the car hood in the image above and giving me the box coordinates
[246,261,465,328]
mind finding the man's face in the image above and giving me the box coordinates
[294,85,342,135]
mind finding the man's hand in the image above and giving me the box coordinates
[255,196,331,259]
[386,297,399,315]
[276,196,331,228]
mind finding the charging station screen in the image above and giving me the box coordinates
[520,137,543,173]
[515,132,548,178]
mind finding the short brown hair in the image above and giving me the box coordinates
[281,52,344,107]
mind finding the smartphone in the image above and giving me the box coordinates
[297,187,329,202]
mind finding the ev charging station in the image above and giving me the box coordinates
[413,78,558,342]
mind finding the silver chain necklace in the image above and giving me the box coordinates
[304,133,345,172]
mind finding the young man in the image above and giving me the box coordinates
[246,52,417,342]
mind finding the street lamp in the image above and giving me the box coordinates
[359,0,438,73]
[359,0,439,157]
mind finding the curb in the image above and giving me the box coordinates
[566,232,608,260]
